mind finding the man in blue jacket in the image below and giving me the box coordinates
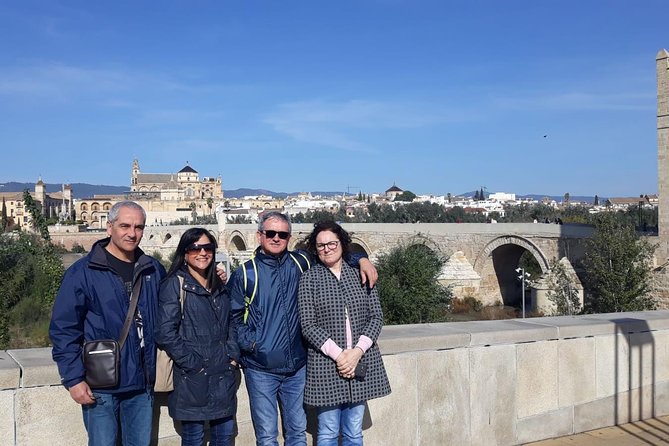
[229,212,377,446]
[50,201,165,446]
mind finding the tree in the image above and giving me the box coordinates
[447,193,452,204]
[23,190,50,242]
[1,197,7,232]
[479,187,485,201]
[474,190,480,201]
[206,197,214,215]
[376,242,452,324]
[582,213,656,313]
[594,195,599,206]
[545,258,581,315]
[563,192,570,204]
[357,191,363,201]
[394,191,417,202]
[0,232,64,348]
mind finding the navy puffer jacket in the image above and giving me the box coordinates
[49,238,165,393]
[155,269,240,421]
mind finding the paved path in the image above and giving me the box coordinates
[526,416,669,445]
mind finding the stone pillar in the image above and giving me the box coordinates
[658,49,669,240]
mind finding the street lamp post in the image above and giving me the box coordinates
[515,267,531,318]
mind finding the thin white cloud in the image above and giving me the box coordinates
[495,90,654,112]
[0,61,219,100]
[264,99,471,153]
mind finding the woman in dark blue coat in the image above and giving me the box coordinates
[156,228,240,446]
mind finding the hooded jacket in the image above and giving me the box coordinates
[155,269,240,421]
[49,238,165,393]
[229,248,308,373]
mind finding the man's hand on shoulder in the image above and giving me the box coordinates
[69,381,96,405]
[216,263,228,283]
[359,258,378,288]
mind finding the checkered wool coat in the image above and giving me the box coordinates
[297,261,391,407]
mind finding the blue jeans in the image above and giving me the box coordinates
[244,366,307,446]
[181,416,235,446]
[316,402,365,446]
[82,388,153,446]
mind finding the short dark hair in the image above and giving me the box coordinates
[305,220,351,260]
[167,227,221,291]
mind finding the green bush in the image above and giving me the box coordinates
[0,232,64,348]
[376,242,452,325]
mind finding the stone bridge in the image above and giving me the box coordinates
[138,221,595,307]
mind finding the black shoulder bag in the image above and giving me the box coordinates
[82,279,142,389]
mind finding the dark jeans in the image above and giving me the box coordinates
[181,416,235,446]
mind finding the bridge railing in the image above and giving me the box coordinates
[2,310,668,445]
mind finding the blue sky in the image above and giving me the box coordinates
[0,1,666,197]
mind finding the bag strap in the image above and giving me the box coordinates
[118,278,142,349]
[242,251,311,323]
[177,275,186,317]
[242,258,258,324]
[289,251,311,272]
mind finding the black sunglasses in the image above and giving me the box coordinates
[260,230,290,240]
[185,243,215,253]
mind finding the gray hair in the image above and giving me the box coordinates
[257,211,292,233]
[108,201,147,224]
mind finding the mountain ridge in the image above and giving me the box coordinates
[0,181,613,203]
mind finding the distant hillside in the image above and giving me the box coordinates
[224,188,289,199]
[0,182,128,199]
[1,182,614,204]
[459,190,604,204]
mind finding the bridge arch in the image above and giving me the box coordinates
[474,235,550,307]
[227,230,249,252]
[350,237,371,255]
[474,235,549,274]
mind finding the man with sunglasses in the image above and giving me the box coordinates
[229,211,378,446]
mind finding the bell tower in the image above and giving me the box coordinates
[658,49,669,239]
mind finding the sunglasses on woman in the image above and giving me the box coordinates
[185,243,215,253]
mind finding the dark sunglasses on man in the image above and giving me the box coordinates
[185,243,216,253]
[260,230,290,240]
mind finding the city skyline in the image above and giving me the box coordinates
[0,1,667,196]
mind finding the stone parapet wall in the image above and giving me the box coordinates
[3,311,669,445]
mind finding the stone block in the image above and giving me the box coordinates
[8,347,61,387]
[516,407,573,444]
[574,384,656,433]
[15,386,87,445]
[363,353,417,445]
[0,351,20,390]
[416,349,470,445]
[595,334,630,398]
[586,310,669,333]
[447,319,557,347]
[469,344,516,446]
[516,340,558,418]
[530,315,620,339]
[558,337,596,407]
[653,380,669,417]
[378,323,470,354]
[0,390,14,446]
[628,331,656,391]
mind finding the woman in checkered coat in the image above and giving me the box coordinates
[297,221,391,446]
